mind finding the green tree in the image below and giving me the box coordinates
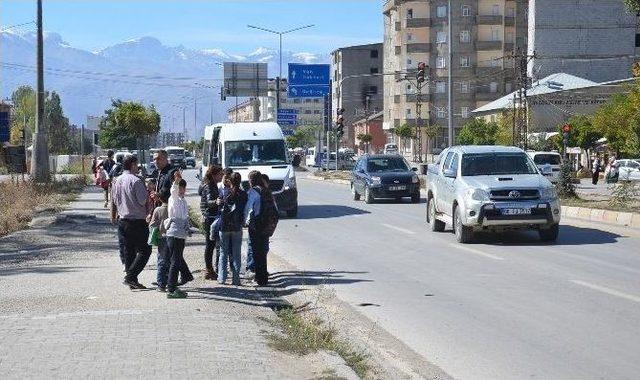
[98,100,161,150]
[592,93,638,157]
[456,118,499,145]
[46,91,72,154]
[560,115,602,151]
[285,125,319,148]
[9,86,36,145]
[394,124,415,153]
[357,133,373,152]
[495,110,515,146]
[624,0,640,12]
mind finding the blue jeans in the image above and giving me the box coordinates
[218,230,243,285]
[246,238,254,272]
[166,237,186,292]
[156,237,170,287]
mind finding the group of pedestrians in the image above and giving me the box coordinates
[104,149,276,299]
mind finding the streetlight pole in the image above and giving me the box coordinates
[247,24,314,117]
[31,0,49,181]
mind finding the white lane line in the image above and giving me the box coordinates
[450,243,505,261]
[570,280,640,304]
[381,223,416,235]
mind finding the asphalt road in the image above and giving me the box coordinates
[181,168,640,379]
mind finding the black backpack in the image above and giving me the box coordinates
[254,186,279,237]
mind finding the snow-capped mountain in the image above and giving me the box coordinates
[0,31,329,135]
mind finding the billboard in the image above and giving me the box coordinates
[288,63,330,98]
[223,62,268,97]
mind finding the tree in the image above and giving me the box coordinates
[285,125,319,149]
[357,133,373,153]
[394,124,415,153]
[559,115,602,151]
[98,100,161,150]
[592,93,638,157]
[624,0,640,13]
[423,123,439,157]
[46,91,72,154]
[456,118,499,145]
[9,86,36,145]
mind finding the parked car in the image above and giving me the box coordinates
[527,151,561,183]
[185,151,196,168]
[384,143,399,155]
[426,145,561,243]
[351,154,420,203]
[614,159,640,181]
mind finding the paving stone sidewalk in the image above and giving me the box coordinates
[0,186,331,379]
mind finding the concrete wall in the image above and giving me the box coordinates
[529,0,638,82]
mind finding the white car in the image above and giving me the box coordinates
[614,159,640,181]
[527,151,562,183]
[384,143,399,155]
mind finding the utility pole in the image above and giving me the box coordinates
[447,0,454,147]
[31,0,49,181]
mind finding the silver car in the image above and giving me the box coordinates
[614,159,640,181]
[426,146,561,243]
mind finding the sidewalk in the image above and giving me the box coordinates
[0,186,335,379]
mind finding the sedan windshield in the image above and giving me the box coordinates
[461,153,538,176]
[225,140,287,167]
[367,157,409,172]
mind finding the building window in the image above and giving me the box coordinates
[407,33,413,41]
[369,86,378,94]
[490,82,498,93]
[370,49,379,58]
[460,30,470,43]
[461,107,469,118]
[436,56,446,69]
[407,8,413,19]
[491,56,501,67]
[436,31,447,43]
[406,84,413,92]
[406,108,412,116]
[314,98,321,103]
[491,28,500,41]
[460,81,470,93]
[436,107,447,118]
[305,99,313,103]
[370,67,379,74]
[460,56,470,67]
[636,33,640,47]
[436,81,446,93]
[437,5,447,17]
[462,5,470,17]
[506,83,512,93]
[507,7,515,17]
[314,110,321,114]
[304,110,312,114]
[407,58,412,66]
[294,99,301,104]
[492,4,500,16]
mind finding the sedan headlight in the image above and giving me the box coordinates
[412,175,419,183]
[540,187,557,200]
[370,176,382,186]
[466,188,490,202]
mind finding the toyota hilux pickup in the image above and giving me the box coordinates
[426,145,561,243]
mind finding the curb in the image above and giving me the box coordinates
[562,206,640,229]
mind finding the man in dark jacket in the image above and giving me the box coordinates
[152,150,178,205]
[198,165,223,279]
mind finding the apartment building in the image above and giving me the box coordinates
[227,98,260,123]
[331,43,384,148]
[528,0,639,83]
[383,0,528,153]
[258,78,325,127]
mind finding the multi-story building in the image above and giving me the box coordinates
[528,0,639,83]
[383,0,528,153]
[227,98,260,123]
[259,78,325,127]
[331,43,384,148]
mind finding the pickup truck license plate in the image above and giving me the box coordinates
[501,208,532,215]
[389,185,406,191]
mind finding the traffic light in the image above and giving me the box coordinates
[336,108,345,138]
[416,62,427,83]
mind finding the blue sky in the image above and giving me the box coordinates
[1,0,383,53]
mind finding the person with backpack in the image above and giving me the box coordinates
[244,170,279,286]
[218,172,247,285]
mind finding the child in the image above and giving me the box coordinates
[163,170,191,299]
[149,192,170,292]
[145,178,157,223]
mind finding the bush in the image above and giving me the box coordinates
[609,180,640,209]
[556,161,576,198]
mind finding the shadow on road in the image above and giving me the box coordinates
[295,205,370,220]
[268,270,372,288]
[472,225,624,246]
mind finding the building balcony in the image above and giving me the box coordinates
[406,43,431,53]
[476,40,503,51]
[476,15,503,25]
[406,18,431,28]
[504,16,515,26]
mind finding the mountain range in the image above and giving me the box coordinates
[0,31,329,137]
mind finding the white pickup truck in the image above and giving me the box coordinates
[426,145,561,243]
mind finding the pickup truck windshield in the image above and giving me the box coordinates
[461,153,538,176]
[533,154,561,165]
[167,149,184,156]
[225,140,287,167]
[367,157,409,172]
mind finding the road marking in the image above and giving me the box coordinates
[381,223,415,235]
[450,243,505,260]
[570,280,640,304]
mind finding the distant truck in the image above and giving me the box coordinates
[426,145,561,243]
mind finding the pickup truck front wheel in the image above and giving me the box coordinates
[351,183,360,201]
[364,186,374,204]
[427,197,445,232]
[453,206,474,243]
[539,223,559,242]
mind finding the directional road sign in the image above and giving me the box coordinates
[277,109,298,115]
[288,63,330,98]
[277,114,297,121]
[278,120,297,127]
[282,129,295,136]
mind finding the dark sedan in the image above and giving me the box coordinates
[351,154,420,203]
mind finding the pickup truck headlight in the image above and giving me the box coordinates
[411,175,419,183]
[370,176,382,186]
[466,188,490,202]
[540,187,557,200]
[284,172,297,190]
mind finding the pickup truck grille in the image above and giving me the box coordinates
[490,189,539,201]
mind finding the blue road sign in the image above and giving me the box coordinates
[0,111,10,143]
[282,129,295,136]
[277,114,297,121]
[278,120,297,127]
[277,109,298,115]
[288,63,330,98]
